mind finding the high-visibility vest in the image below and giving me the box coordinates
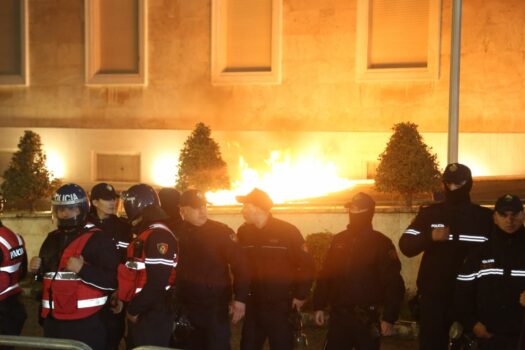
[117,223,177,302]
[0,226,25,300]
[41,225,109,320]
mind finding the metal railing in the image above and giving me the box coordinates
[0,335,181,350]
[0,335,92,350]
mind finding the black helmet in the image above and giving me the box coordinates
[51,183,90,229]
[122,184,160,221]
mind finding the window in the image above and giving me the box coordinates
[95,153,141,182]
[211,0,282,85]
[85,0,147,85]
[0,0,28,85]
[356,0,441,81]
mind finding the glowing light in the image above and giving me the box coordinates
[45,150,65,179]
[152,154,178,187]
[206,150,367,205]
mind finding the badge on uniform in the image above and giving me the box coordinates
[157,243,169,255]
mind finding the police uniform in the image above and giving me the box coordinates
[118,213,177,348]
[38,223,118,350]
[456,195,525,350]
[177,218,249,350]
[0,220,27,340]
[314,193,405,350]
[399,163,493,350]
[237,215,314,350]
[87,212,131,349]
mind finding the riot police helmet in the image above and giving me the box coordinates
[122,184,160,222]
[51,183,90,230]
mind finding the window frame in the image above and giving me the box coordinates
[211,0,282,85]
[0,0,29,86]
[93,152,141,183]
[355,0,441,81]
[84,0,148,86]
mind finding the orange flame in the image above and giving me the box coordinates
[206,150,370,206]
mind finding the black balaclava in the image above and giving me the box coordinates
[442,163,472,205]
[346,192,375,233]
[348,211,374,234]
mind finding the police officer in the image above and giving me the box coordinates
[29,183,118,350]
[313,192,405,350]
[158,187,183,234]
[456,194,525,349]
[177,189,249,350]
[88,182,131,350]
[118,183,177,348]
[0,194,27,343]
[399,163,493,350]
[236,188,315,350]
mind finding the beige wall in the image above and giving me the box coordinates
[0,0,523,133]
[1,208,422,293]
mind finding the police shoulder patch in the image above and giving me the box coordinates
[157,243,169,255]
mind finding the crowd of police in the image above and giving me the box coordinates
[0,162,524,350]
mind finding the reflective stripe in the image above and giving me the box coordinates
[125,261,146,270]
[448,235,488,242]
[145,258,176,267]
[148,223,173,235]
[15,234,23,246]
[478,268,504,277]
[43,271,80,280]
[511,270,525,277]
[0,262,21,273]
[404,229,420,236]
[84,223,95,230]
[0,283,19,295]
[135,285,171,294]
[81,279,115,291]
[117,242,129,249]
[458,235,488,243]
[42,295,108,309]
[431,224,445,228]
[457,273,477,281]
[0,236,12,250]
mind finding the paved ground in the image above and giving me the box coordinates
[19,294,418,350]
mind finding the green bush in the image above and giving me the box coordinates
[305,232,333,274]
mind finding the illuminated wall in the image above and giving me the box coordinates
[0,0,523,133]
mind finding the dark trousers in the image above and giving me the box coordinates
[126,308,174,349]
[0,294,27,336]
[104,307,125,350]
[324,308,380,350]
[0,294,27,350]
[419,295,454,350]
[240,301,293,350]
[479,334,519,350]
[43,312,107,350]
[185,303,231,350]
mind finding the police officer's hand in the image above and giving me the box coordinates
[29,256,42,273]
[473,321,493,339]
[229,300,246,324]
[314,310,325,326]
[291,298,306,311]
[66,255,84,273]
[126,312,139,324]
[380,320,394,336]
[110,292,123,314]
[520,291,525,307]
[431,226,450,241]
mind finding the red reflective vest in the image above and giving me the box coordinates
[0,226,25,300]
[117,223,177,302]
[41,225,109,320]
